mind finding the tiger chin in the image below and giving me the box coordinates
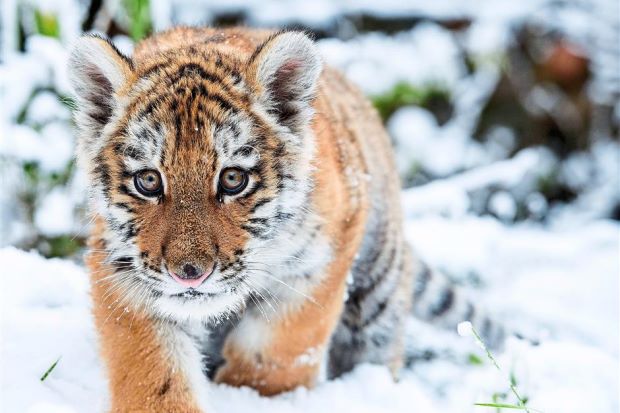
[69,27,503,412]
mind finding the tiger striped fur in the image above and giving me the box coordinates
[69,27,503,412]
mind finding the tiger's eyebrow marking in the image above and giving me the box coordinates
[232,144,260,158]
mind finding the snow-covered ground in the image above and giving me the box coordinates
[2,209,618,413]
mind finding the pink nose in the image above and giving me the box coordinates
[169,263,214,288]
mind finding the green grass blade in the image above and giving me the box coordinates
[475,403,543,413]
[475,403,527,409]
[40,357,61,381]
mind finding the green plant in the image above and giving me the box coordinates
[468,353,484,365]
[371,82,452,122]
[44,235,83,258]
[40,357,61,381]
[123,0,152,41]
[34,10,60,38]
[457,322,541,413]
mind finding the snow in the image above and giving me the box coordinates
[250,0,341,28]
[0,248,106,413]
[26,91,71,125]
[2,213,618,412]
[400,147,555,218]
[34,187,76,237]
[487,191,517,222]
[0,53,49,121]
[318,23,465,96]
[405,216,619,354]
[550,140,620,226]
[25,36,72,96]
[1,122,74,172]
[457,321,473,337]
[388,106,489,177]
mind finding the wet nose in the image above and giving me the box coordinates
[182,263,201,279]
[169,262,214,288]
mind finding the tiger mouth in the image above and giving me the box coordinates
[170,289,218,299]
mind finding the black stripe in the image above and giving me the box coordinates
[137,126,157,144]
[122,220,139,241]
[464,302,475,321]
[192,84,237,115]
[248,31,285,64]
[113,202,135,213]
[250,197,273,213]
[213,52,243,80]
[431,288,454,317]
[413,266,431,299]
[361,299,390,328]
[481,318,493,340]
[118,184,147,204]
[238,181,264,200]
[124,148,145,160]
[241,224,270,239]
[171,64,243,106]
[347,253,397,314]
[274,142,287,157]
[232,145,255,157]
[274,211,294,222]
[248,159,266,176]
[174,108,182,152]
[139,95,165,118]
[112,256,133,272]
[247,217,269,227]
[93,156,111,200]
[140,61,167,79]
[87,91,112,125]
[355,224,389,274]
[174,63,222,85]
[370,245,398,280]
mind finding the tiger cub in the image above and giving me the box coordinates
[69,27,501,412]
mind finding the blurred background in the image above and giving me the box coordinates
[1,1,619,412]
[1,0,618,258]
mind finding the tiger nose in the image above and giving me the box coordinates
[182,263,201,279]
[170,263,214,288]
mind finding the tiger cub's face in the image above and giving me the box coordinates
[69,32,322,321]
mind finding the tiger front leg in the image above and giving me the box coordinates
[214,263,350,396]
[89,253,208,412]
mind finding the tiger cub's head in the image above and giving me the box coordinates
[69,31,322,321]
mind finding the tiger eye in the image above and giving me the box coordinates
[219,168,248,195]
[134,169,162,196]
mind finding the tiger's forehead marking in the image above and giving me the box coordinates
[127,50,249,118]
[111,49,268,174]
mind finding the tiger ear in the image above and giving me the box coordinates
[248,31,322,134]
[68,35,133,137]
